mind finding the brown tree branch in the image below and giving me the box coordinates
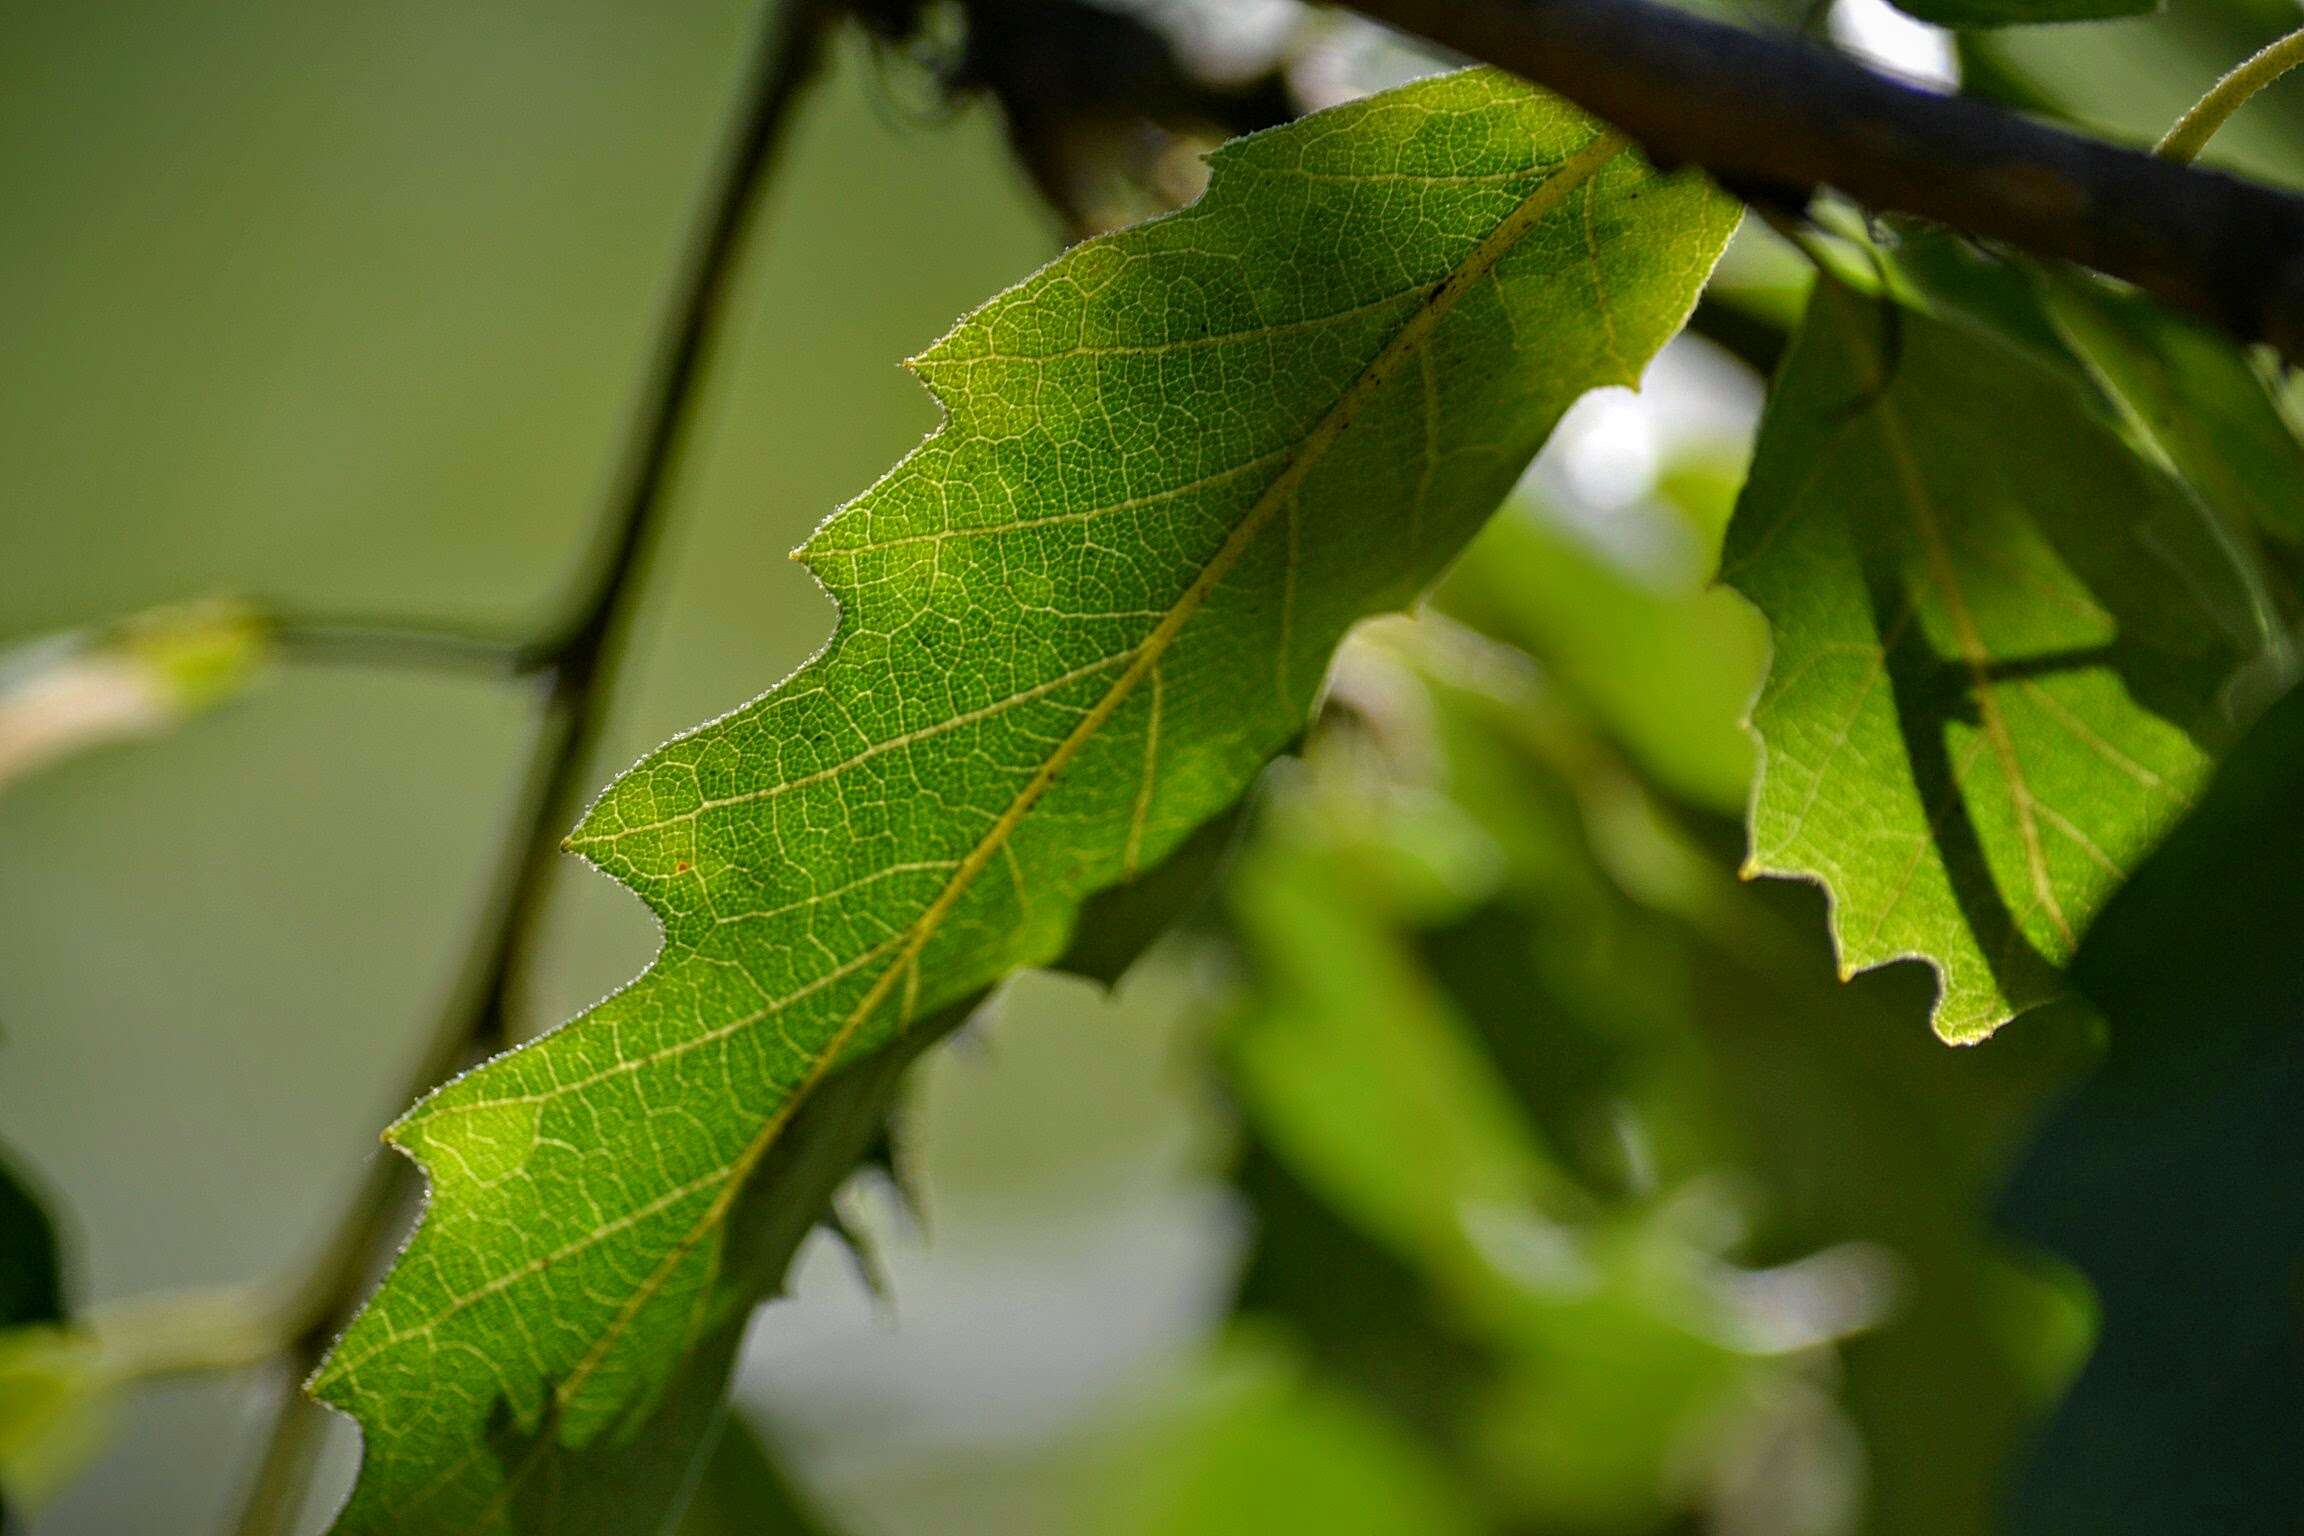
[226,2,836,1529]
[1336,0,2304,362]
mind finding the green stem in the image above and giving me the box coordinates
[2157,27,2304,165]
[224,3,834,1531]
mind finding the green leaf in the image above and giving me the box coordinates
[321,980,951,1536]
[671,1415,836,1536]
[1215,627,1790,1532]
[0,1326,107,1517]
[1086,1331,1485,1536]
[1225,771,1579,1286]
[1722,276,2267,1041]
[1886,0,2154,30]
[325,805,1238,1536]
[1436,491,1766,815]
[1214,508,2099,1532]
[2042,271,2304,549]
[1228,1141,1493,1451]
[314,70,1736,1532]
[2002,679,2304,1536]
[1890,227,2304,581]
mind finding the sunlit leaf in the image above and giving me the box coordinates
[1722,276,2268,1040]
[311,70,1735,1528]
[1086,1332,1484,1536]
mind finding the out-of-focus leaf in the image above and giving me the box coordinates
[1225,776,1577,1286]
[1229,1142,1493,1448]
[1220,631,1825,1533]
[0,1327,106,1516]
[2002,680,2304,1536]
[1722,275,2268,1040]
[1437,500,1765,815]
[1963,12,2304,193]
[1688,878,2093,1536]
[1087,1332,1484,1536]
[315,69,1735,1531]
[1221,508,2099,1533]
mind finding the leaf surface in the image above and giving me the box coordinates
[1890,227,2304,579]
[2043,271,2304,550]
[1722,276,2266,1039]
[1085,1332,1485,1536]
[1437,489,1765,815]
[313,69,1735,1532]
[670,1415,835,1536]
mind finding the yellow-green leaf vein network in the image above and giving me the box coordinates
[312,68,1735,1531]
[1723,278,2269,1042]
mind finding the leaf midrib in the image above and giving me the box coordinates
[1830,299,2075,952]
[410,133,1635,1518]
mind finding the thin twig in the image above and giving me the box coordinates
[226,3,834,1530]
[1337,0,2304,362]
[265,614,534,678]
[2159,26,2304,165]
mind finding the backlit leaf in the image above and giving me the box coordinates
[1722,276,2268,1039]
[312,69,1735,1531]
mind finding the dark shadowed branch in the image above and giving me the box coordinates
[1337,0,2304,362]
